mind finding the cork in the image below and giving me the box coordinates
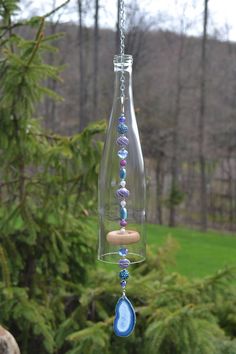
[106,229,140,245]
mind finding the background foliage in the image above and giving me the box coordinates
[1,1,236,353]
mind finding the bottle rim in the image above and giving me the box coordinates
[113,54,133,65]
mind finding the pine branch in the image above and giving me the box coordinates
[43,0,70,19]
[31,132,66,141]
[26,17,45,67]
[0,246,11,288]
[0,21,25,40]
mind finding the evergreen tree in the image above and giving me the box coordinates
[0,1,105,352]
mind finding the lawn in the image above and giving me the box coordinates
[97,222,236,279]
[147,224,236,278]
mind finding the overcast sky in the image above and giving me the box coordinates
[20,0,236,42]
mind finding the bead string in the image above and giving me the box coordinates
[116,0,131,293]
[120,0,125,110]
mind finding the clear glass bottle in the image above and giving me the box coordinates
[98,54,146,264]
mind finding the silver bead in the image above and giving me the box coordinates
[120,200,126,207]
[120,180,126,187]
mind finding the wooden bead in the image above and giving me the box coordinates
[106,230,140,245]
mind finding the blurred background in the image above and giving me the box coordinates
[20,0,236,232]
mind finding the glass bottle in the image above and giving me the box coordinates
[98,54,146,264]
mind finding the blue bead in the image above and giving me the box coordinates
[118,123,128,134]
[120,207,127,220]
[120,280,127,288]
[118,149,128,159]
[120,168,126,179]
[114,296,136,337]
[119,115,126,123]
[119,248,128,256]
[119,269,129,280]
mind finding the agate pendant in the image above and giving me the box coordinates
[114,296,136,337]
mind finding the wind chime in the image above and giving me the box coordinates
[98,0,146,337]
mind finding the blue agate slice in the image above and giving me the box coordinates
[114,296,136,337]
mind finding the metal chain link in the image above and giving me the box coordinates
[120,0,125,56]
[119,0,126,108]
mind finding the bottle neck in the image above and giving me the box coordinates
[113,68,133,111]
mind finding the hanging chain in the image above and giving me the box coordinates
[120,0,125,56]
[119,0,126,110]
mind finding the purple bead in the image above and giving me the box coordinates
[119,258,130,268]
[116,187,130,199]
[120,280,127,288]
[117,136,129,147]
[119,115,126,123]
[120,219,127,227]
[120,160,127,167]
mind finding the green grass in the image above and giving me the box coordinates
[96,222,236,279]
[148,224,236,278]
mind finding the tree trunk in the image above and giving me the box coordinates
[78,0,86,131]
[169,35,184,227]
[156,157,163,224]
[45,22,57,130]
[93,0,99,119]
[227,154,234,230]
[44,0,58,130]
[198,0,209,231]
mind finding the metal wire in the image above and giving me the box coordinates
[119,0,126,105]
[120,0,125,56]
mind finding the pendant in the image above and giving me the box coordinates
[114,296,136,337]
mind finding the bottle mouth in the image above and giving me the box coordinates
[113,54,133,70]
